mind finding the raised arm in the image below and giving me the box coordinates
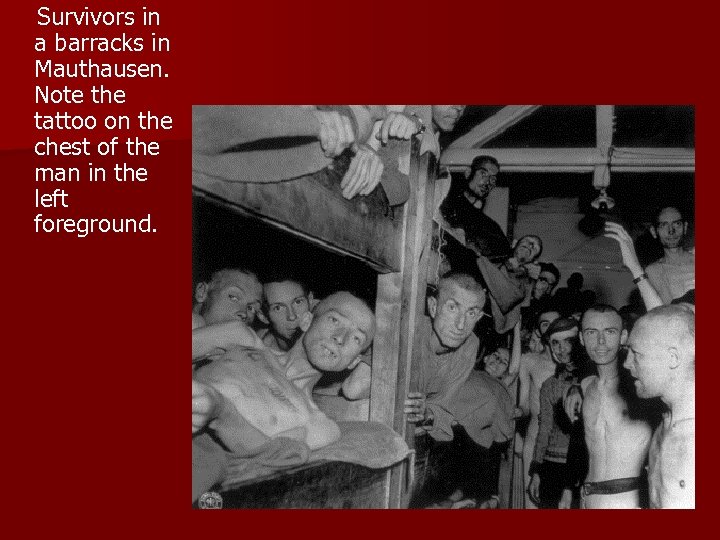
[192,319,264,362]
[503,321,522,387]
[517,354,532,418]
[604,222,663,310]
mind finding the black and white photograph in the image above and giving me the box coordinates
[191,105,695,509]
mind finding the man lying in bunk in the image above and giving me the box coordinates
[192,268,265,360]
[254,273,373,400]
[193,291,376,452]
[191,267,266,502]
[258,272,315,352]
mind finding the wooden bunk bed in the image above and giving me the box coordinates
[192,165,402,274]
[192,122,438,508]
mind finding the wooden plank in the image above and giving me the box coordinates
[369,142,436,507]
[394,150,436,438]
[594,105,615,189]
[442,147,695,172]
[217,461,394,508]
[394,151,437,508]
[596,105,615,149]
[446,105,541,149]
[370,272,402,428]
[192,170,402,273]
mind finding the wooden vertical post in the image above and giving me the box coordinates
[370,137,436,507]
[594,105,615,189]
[371,273,402,428]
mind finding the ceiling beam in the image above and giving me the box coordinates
[594,105,615,188]
[441,147,695,173]
[596,105,615,149]
[447,105,541,149]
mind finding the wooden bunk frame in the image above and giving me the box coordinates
[192,169,403,273]
[192,138,437,508]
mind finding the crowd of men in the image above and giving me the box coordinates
[409,144,694,509]
[192,105,695,509]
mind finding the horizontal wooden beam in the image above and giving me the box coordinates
[447,105,541,149]
[441,147,695,173]
[192,170,402,273]
[446,165,696,174]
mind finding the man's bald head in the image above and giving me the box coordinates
[429,272,486,350]
[302,292,376,372]
[437,272,486,301]
[312,292,376,344]
[624,303,694,400]
[195,268,263,325]
[637,304,695,363]
[513,235,543,264]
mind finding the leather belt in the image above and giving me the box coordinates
[582,476,642,496]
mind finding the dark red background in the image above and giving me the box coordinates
[1,0,714,532]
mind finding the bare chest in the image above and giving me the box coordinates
[583,380,651,447]
[648,419,695,508]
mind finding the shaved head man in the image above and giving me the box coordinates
[262,276,314,351]
[194,268,263,326]
[646,206,695,304]
[405,272,486,440]
[193,290,377,503]
[565,305,654,508]
[405,273,486,508]
[624,304,694,508]
[302,292,376,373]
[192,268,265,360]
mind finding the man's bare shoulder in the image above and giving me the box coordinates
[520,351,547,366]
[464,331,481,354]
[522,351,555,378]
[581,375,598,394]
[645,260,666,277]
[192,311,206,329]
